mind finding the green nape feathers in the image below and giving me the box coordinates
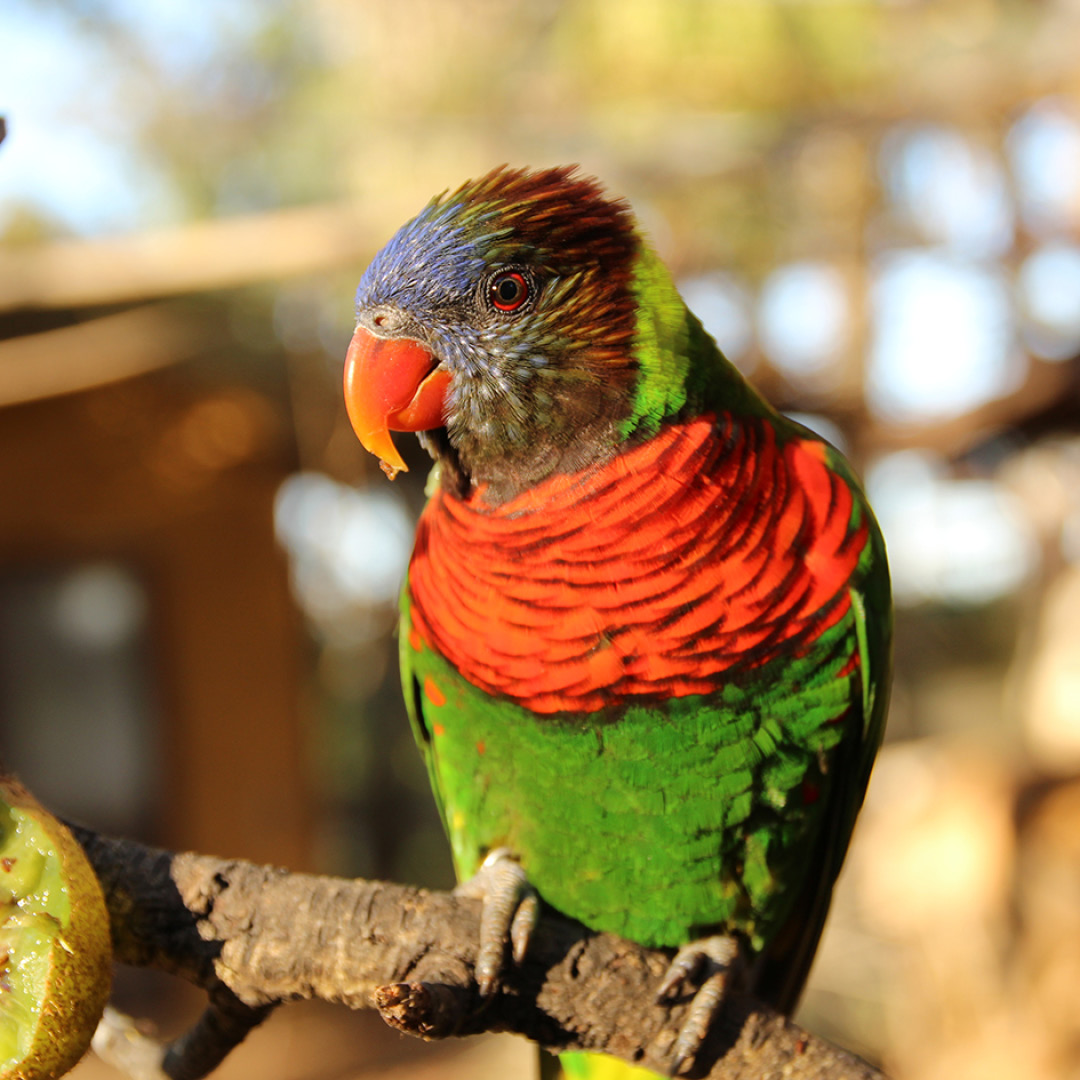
[345,165,892,1078]
[627,244,775,439]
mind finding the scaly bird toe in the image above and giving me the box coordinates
[453,848,539,996]
[657,934,743,1075]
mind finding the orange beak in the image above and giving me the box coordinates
[343,326,452,479]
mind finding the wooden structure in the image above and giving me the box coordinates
[0,353,311,869]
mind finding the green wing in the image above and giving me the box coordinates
[751,473,892,1011]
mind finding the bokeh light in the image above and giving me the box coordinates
[677,271,755,372]
[1018,242,1080,361]
[274,472,413,640]
[1008,98,1080,238]
[757,261,850,385]
[867,251,1019,422]
[879,125,1014,258]
[867,450,1038,605]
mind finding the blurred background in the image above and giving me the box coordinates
[2,1,1079,1078]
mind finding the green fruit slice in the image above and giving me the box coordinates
[0,778,112,1080]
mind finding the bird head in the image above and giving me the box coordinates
[345,166,644,501]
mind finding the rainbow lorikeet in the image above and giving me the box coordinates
[343,166,891,1078]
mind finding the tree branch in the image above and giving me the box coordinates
[70,825,886,1080]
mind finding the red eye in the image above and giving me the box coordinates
[490,271,529,312]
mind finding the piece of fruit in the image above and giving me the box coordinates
[0,777,112,1080]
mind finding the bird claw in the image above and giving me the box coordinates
[453,848,539,996]
[657,935,743,1075]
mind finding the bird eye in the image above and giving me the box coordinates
[489,271,529,313]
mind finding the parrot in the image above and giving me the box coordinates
[342,165,891,1079]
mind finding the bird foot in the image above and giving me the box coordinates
[453,848,539,996]
[656,934,743,1075]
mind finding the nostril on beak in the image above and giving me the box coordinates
[365,307,405,334]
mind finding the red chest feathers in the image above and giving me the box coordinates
[406,414,867,715]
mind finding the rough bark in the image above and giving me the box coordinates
[71,825,886,1080]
